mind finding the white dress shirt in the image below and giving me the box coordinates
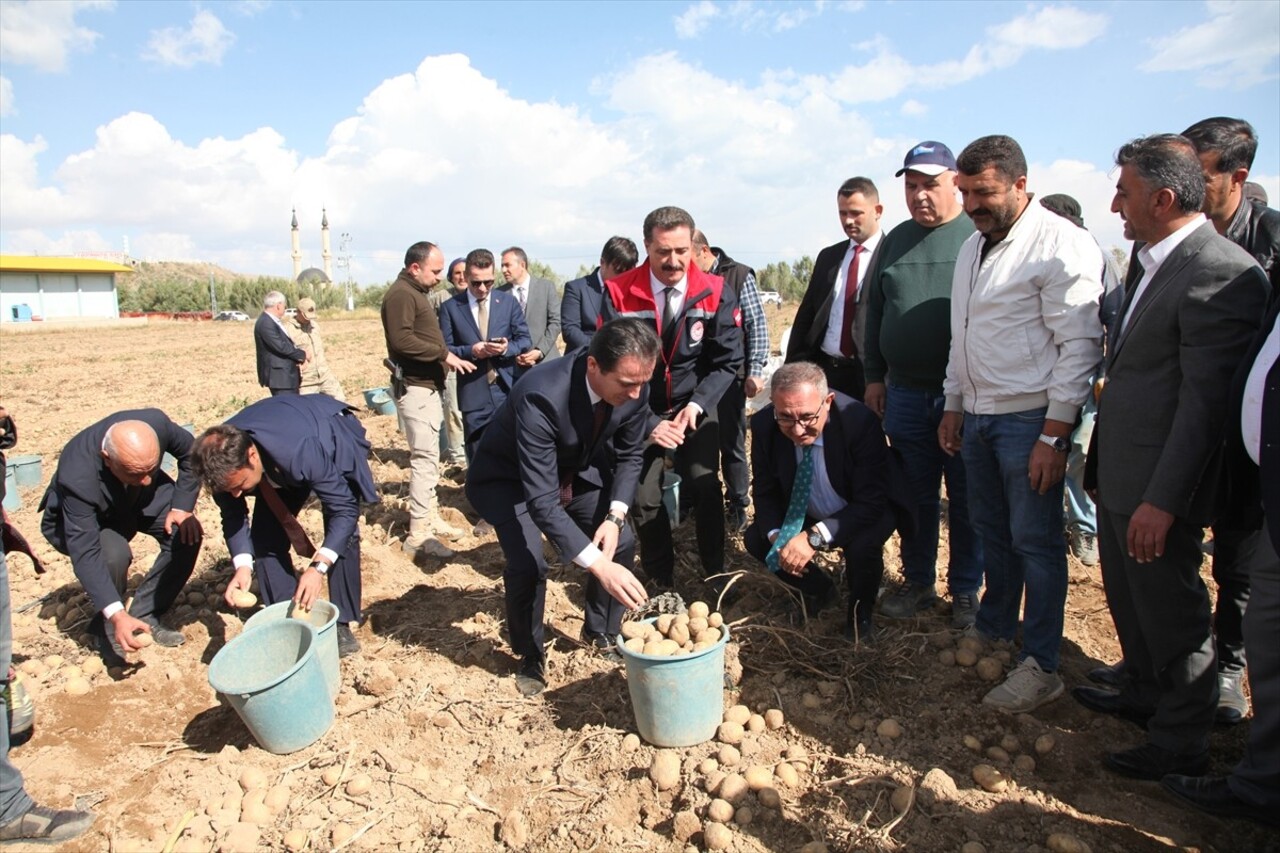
[570,379,630,568]
[1242,315,1279,466]
[1120,214,1206,333]
[822,231,882,358]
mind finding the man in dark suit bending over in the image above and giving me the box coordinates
[193,395,378,657]
[466,319,678,695]
[40,410,203,667]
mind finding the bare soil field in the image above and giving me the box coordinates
[0,315,1273,853]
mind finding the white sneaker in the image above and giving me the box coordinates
[1068,525,1099,566]
[429,516,464,539]
[982,657,1063,713]
[418,538,455,559]
[472,520,495,537]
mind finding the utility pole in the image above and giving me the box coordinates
[338,232,354,310]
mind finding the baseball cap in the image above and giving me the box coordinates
[297,297,318,318]
[895,141,958,177]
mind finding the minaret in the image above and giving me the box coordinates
[290,208,302,279]
[321,208,333,280]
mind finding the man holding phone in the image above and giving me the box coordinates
[440,249,532,461]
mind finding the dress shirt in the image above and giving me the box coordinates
[1121,214,1207,333]
[467,290,487,328]
[649,269,702,416]
[570,379,630,568]
[1242,316,1279,465]
[821,231,883,358]
[769,434,847,546]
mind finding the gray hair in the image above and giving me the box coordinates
[263,291,286,309]
[1115,135,1205,215]
[770,361,828,398]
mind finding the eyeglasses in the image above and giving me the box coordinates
[470,279,495,288]
[774,400,828,429]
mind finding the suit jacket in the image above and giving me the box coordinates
[254,312,306,391]
[1225,295,1280,549]
[500,276,561,373]
[749,392,913,554]
[1090,222,1269,523]
[213,395,376,560]
[465,352,651,560]
[561,268,604,352]
[439,290,532,418]
[787,238,882,363]
[38,409,200,613]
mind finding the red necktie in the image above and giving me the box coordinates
[839,244,863,357]
[560,402,609,506]
[257,478,317,558]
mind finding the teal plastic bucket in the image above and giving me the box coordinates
[369,390,397,416]
[616,617,729,747]
[362,387,387,409]
[661,472,681,530]
[207,619,333,754]
[2,466,18,511]
[8,455,41,489]
[243,599,340,699]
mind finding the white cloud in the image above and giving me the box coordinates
[900,98,927,117]
[0,76,14,116]
[142,9,235,68]
[1031,159,1126,255]
[1142,0,1280,89]
[233,0,270,16]
[0,0,113,73]
[675,1,719,39]
[823,5,1108,104]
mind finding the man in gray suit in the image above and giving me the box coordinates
[1076,134,1269,781]
[501,247,562,380]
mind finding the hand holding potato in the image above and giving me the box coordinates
[224,565,254,609]
[108,611,152,653]
[294,565,326,610]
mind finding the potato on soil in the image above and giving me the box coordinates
[733,806,753,825]
[264,785,290,812]
[718,773,748,804]
[649,751,681,790]
[345,773,372,796]
[955,647,978,667]
[1000,733,1021,753]
[976,657,1003,681]
[704,770,726,795]
[716,745,740,767]
[1046,832,1092,853]
[717,721,744,744]
[723,704,751,725]
[81,657,105,676]
[963,735,983,752]
[330,824,354,847]
[972,764,1008,793]
[763,708,785,730]
[757,787,782,808]
[784,744,809,764]
[1014,754,1036,772]
[240,801,270,825]
[621,733,641,752]
[64,677,91,695]
[743,765,772,790]
[890,786,914,813]
[321,767,342,787]
[688,601,710,620]
[43,654,64,669]
[746,713,766,733]
[876,718,903,739]
[703,821,732,851]
[282,829,308,852]
[957,636,984,654]
[938,649,957,666]
[1034,734,1056,755]
[239,768,269,792]
[774,762,799,787]
[706,798,734,822]
[985,746,1010,764]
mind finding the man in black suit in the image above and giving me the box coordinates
[194,395,378,657]
[254,290,308,395]
[1163,297,1280,826]
[561,237,638,352]
[1075,134,1269,780]
[466,319,666,694]
[746,361,911,642]
[39,411,203,666]
[786,177,884,400]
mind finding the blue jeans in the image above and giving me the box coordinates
[884,384,983,593]
[1,547,35,824]
[961,409,1067,672]
[1064,393,1097,534]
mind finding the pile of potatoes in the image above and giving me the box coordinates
[619,601,724,656]
[18,653,109,696]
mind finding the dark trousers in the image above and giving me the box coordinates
[744,514,892,626]
[495,485,635,662]
[269,387,299,396]
[250,484,362,624]
[634,409,724,583]
[1230,520,1279,808]
[43,479,201,635]
[717,378,750,509]
[816,352,865,401]
[1210,522,1257,673]
[1098,507,1217,754]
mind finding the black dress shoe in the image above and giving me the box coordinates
[515,657,546,696]
[1104,742,1208,781]
[1072,685,1153,728]
[94,634,128,670]
[336,624,361,658]
[582,632,622,663]
[1215,670,1249,726]
[1087,659,1127,688]
[139,615,185,647]
[1161,774,1280,828]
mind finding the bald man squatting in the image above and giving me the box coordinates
[39,410,204,667]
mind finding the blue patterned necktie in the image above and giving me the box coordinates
[766,444,814,573]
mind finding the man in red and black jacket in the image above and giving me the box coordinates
[600,206,744,592]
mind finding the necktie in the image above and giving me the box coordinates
[766,445,814,573]
[560,401,610,506]
[477,297,497,384]
[661,286,678,339]
[839,244,863,357]
[517,287,527,312]
[257,478,317,559]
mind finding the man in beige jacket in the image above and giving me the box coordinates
[286,297,347,402]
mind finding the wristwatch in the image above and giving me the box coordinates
[806,528,825,550]
[1037,433,1070,452]
[309,561,329,575]
[605,511,626,529]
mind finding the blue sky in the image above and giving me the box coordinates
[1,0,1277,284]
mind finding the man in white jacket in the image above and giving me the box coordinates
[938,135,1104,713]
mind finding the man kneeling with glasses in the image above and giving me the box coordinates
[745,362,912,642]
